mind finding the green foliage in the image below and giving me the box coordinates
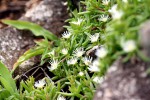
[2,20,60,45]
[0,61,19,99]
[12,47,45,73]
[2,0,150,99]
[20,77,59,100]
[0,63,63,99]
[12,39,52,73]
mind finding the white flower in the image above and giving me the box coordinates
[93,76,104,84]
[79,71,84,76]
[71,18,83,25]
[34,79,46,88]
[98,14,109,22]
[89,33,100,43]
[82,56,92,66]
[95,47,108,58]
[122,40,136,52]
[122,0,128,3]
[88,59,100,72]
[102,0,110,5]
[61,1,68,6]
[61,48,68,55]
[62,31,71,39]
[108,4,123,20]
[67,57,78,65]
[57,96,66,100]
[73,47,85,57]
[48,59,59,71]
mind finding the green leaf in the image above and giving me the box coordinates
[12,47,45,73]
[0,61,18,94]
[2,20,60,45]
[0,89,11,99]
[34,39,50,47]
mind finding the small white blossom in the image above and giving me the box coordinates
[93,76,104,84]
[70,18,83,25]
[48,59,59,71]
[88,59,100,72]
[82,56,92,66]
[122,40,136,52]
[122,0,128,3]
[102,0,110,5]
[89,33,100,43]
[95,47,108,58]
[62,31,71,39]
[61,1,68,6]
[73,47,85,57]
[61,48,68,55]
[108,4,123,20]
[79,72,84,76]
[34,79,46,88]
[67,57,78,65]
[98,14,109,22]
[57,96,66,100]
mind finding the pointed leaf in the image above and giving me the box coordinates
[0,62,18,94]
[12,47,45,73]
[2,20,60,45]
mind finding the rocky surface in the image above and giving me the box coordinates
[22,0,68,36]
[93,57,150,100]
[0,0,68,70]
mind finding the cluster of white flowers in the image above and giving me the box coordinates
[86,46,108,73]
[73,47,85,57]
[34,78,46,88]
[67,57,78,65]
[78,71,84,76]
[89,33,100,43]
[122,0,128,3]
[88,59,100,72]
[121,40,136,53]
[48,59,59,71]
[102,0,110,5]
[62,31,72,39]
[82,56,92,66]
[108,4,123,20]
[95,47,108,58]
[98,14,109,22]
[93,76,104,84]
[57,96,66,100]
[61,48,68,55]
[70,18,83,25]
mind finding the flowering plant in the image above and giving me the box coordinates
[1,0,150,99]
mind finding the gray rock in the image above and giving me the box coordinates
[93,58,150,100]
[0,0,68,70]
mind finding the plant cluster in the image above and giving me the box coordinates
[1,0,150,99]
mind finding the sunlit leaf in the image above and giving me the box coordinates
[2,20,60,45]
[12,47,45,73]
[0,62,18,94]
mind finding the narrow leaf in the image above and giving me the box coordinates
[12,47,45,73]
[2,20,60,45]
[0,62,18,94]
